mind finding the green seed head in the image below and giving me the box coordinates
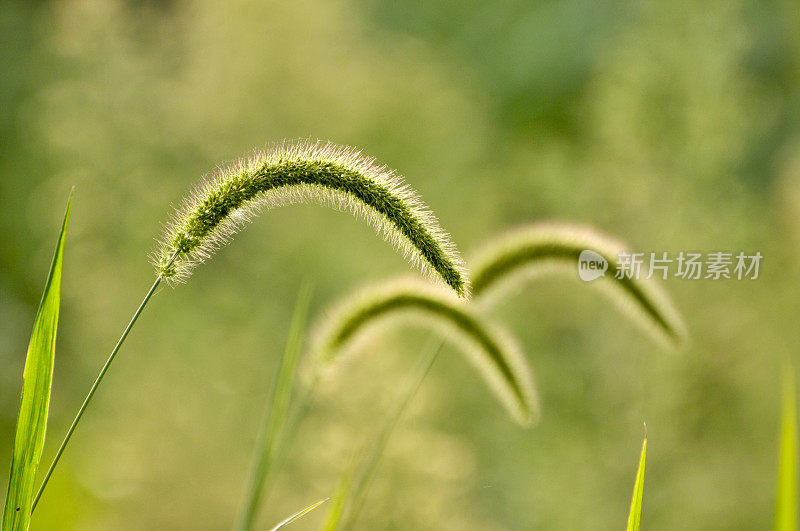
[154,140,469,297]
[309,277,538,426]
[470,222,687,347]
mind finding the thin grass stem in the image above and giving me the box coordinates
[342,339,443,530]
[33,253,177,510]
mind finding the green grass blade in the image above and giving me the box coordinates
[319,466,354,531]
[2,192,72,531]
[342,340,443,530]
[236,282,314,531]
[626,434,647,531]
[775,367,797,531]
[268,497,328,531]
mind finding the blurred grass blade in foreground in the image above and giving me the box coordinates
[2,192,72,531]
[320,467,354,531]
[775,367,797,531]
[236,282,314,530]
[268,498,328,531]
[626,432,647,531]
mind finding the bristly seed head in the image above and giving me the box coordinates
[309,277,538,426]
[470,222,687,347]
[153,140,470,297]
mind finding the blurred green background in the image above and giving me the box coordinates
[2,0,799,528]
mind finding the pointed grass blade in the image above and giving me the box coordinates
[268,498,328,531]
[3,192,72,530]
[626,434,647,531]
[775,367,797,531]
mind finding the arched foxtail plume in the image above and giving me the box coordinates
[153,140,469,297]
[36,141,471,514]
[470,223,686,347]
[310,278,538,426]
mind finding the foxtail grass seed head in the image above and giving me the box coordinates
[470,222,687,347]
[310,278,538,425]
[153,140,469,297]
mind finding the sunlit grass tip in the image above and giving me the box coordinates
[469,222,686,347]
[626,429,647,531]
[309,277,538,425]
[267,497,328,531]
[152,139,469,297]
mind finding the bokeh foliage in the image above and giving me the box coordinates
[1,0,799,528]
